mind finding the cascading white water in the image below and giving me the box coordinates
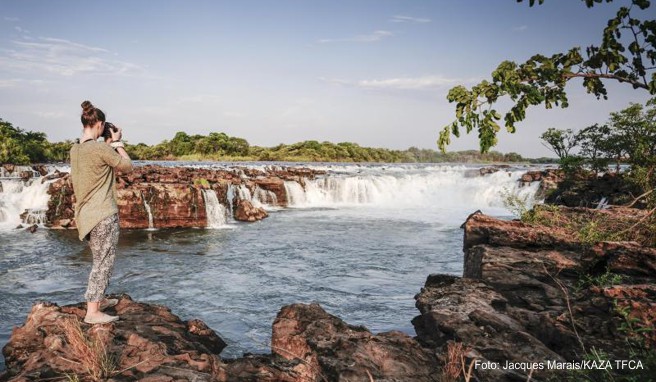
[253,187,278,208]
[141,192,156,230]
[282,166,542,219]
[202,189,228,228]
[0,178,52,228]
[226,185,236,219]
[233,184,268,208]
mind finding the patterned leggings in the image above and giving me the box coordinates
[85,213,119,302]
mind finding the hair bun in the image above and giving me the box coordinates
[81,100,94,113]
[80,100,105,127]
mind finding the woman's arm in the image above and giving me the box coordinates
[99,127,133,172]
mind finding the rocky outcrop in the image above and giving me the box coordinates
[234,199,268,222]
[518,168,564,199]
[414,210,656,381]
[544,172,645,208]
[272,303,440,381]
[1,295,226,381]
[46,165,323,229]
[1,296,440,381]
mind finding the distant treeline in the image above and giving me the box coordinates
[1,119,553,164]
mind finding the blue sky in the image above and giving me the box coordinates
[0,0,652,157]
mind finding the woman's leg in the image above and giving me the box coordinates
[85,214,119,321]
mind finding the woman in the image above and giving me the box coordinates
[70,100,133,324]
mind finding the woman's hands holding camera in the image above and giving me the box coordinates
[110,126,123,143]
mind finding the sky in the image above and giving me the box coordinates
[0,0,652,157]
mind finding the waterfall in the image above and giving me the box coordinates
[0,178,52,228]
[282,166,542,217]
[226,184,236,219]
[141,192,156,230]
[202,189,228,228]
[232,184,265,208]
[253,187,278,207]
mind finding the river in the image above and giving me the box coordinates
[0,162,541,369]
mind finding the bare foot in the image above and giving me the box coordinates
[100,298,119,311]
[84,312,119,324]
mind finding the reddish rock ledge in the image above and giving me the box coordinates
[1,296,439,382]
[45,165,324,230]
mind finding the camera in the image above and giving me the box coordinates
[102,122,118,140]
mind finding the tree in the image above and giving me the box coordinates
[577,123,614,173]
[540,128,578,159]
[440,0,655,153]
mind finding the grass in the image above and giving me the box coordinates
[59,318,117,381]
[440,342,475,382]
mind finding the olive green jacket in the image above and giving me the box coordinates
[70,141,133,240]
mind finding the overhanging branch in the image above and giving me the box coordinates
[563,72,649,90]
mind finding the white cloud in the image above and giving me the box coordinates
[0,36,145,77]
[318,30,393,44]
[14,26,30,34]
[4,17,19,22]
[321,75,473,90]
[513,25,528,32]
[390,15,431,23]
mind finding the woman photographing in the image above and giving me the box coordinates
[70,100,133,324]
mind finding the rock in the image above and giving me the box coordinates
[462,211,580,252]
[602,284,656,348]
[234,199,268,222]
[254,177,287,207]
[415,211,656,381]
[587,242,656,282]
[545,172,642,208]
[1,295,226,381]
[2,296,441,381]
[2,164,15,174]
[480,166,501,176]
[32,165,49,177]
[41,170,67,183]
[26,224,38,233]
[413,275,563,382]
[272,303,440,381]
[19,171,32,181]
[45,165,322,229]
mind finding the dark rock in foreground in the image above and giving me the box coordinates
[1,295,439,381]
[413,210,656,381]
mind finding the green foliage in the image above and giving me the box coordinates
[0,118,63,164]
[0,117,533,164]
[441,0,655,153]
[540,99,656,180]
[578,219,621,246]
[193,178,210,188]
[128,135,531,163]
[501,188,537,221]
[577,268,624,290]
[540,127,578,160]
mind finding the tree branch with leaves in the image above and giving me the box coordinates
[440,0,655,153]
